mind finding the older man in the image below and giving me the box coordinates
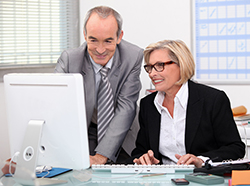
[55,6,143,165]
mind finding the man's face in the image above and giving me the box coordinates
[84,13,123,66]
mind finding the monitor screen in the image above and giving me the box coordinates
[4,73,90,171]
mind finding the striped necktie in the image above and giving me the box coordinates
[97,67,114,142]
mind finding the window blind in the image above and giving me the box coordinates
[0,0,79,66]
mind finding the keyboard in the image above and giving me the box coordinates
[91,164,195,174]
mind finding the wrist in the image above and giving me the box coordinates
[196,158,204,168]
[96,153,108,164]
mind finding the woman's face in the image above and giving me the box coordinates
[148,49,181,94]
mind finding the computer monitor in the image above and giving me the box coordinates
[4,73,90,185]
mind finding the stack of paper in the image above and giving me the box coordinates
[234,114,250,125]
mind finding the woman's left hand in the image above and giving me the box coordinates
[175,154,204,168]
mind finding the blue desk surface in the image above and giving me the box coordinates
[1,169,230,186]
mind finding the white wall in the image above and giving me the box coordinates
[1,0,249,160]
[202,83,250,110]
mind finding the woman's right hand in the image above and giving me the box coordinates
[133,150,160,165]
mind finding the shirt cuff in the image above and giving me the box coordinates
[197,156,210,166]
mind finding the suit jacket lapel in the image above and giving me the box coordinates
[185,80,204,153]
[109,47,120,100]
[150,110,161,159]
[81,47,96,127]
[147,93,162,159]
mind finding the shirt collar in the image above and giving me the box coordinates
[175,81,188,110]
[88,54,114,74]
[154,91,165,114]
[154,81,189,113]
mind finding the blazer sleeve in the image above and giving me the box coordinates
[55,50,69,73]
[131,98,152,158]
[54,43,86,73]
[188,89,245,162]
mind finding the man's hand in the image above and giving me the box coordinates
[133,150,160,165]
[89,154,108,166]
[175,154,204,168]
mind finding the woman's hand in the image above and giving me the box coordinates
[175,154,204,168]
[133,150,160,165]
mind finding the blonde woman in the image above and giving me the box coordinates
[131,40,245,168]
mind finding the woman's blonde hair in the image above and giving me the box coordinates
[144,40,195,85]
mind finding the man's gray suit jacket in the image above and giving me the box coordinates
[55,40,143,161]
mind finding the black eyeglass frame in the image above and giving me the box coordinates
[144,61,176,73]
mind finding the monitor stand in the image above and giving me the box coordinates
[14,120,67,185]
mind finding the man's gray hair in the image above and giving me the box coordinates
[83,6,123,37]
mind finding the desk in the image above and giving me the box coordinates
[0,169,230,186]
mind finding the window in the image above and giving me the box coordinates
[0,0,79,67]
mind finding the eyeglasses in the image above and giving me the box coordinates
[144,61,176,74]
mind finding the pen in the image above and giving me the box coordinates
[141,173,166,178]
